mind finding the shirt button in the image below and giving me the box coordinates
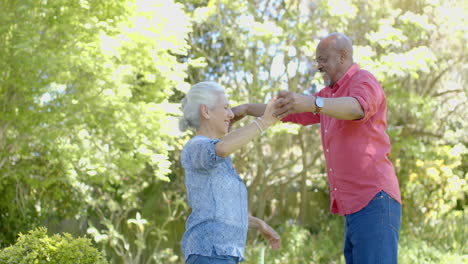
[332,93,335,96]
[329,168,333,172]
[325,129,328,133]
[326,149,329,152]
[334,188,338,191]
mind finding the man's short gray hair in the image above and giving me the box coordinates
[179,81,225,131]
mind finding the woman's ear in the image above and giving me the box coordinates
[200,104,210,119]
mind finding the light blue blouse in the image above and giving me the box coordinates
[181,135,248,262]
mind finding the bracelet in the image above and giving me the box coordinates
[252,120,264,134]
[257,117,267,130]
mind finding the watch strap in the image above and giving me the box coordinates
[314,96,322,113]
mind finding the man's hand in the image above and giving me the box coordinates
[273,91,295,118]
[274,91,316,119]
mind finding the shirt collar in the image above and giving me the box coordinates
[330,63,360,90]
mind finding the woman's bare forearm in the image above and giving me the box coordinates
[216,100,278,158]
[248,215,263,229]
[215,121,265,158]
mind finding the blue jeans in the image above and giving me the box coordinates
[186,251,240,264]
[344,191,402,264]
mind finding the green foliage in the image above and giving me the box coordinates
[399,240,467,264]
[245,218,344,264]
[0,227,107,264]
[243,217,468,264]
[0,0,191,262]
[0,0,466,262]
[399,214,468,264]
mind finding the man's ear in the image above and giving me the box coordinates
[340,49,347,64]
[200,104,210,119]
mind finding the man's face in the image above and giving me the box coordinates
[315,46,341,86]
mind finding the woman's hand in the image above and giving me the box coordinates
[261,98,280,127]
[258,219,281,250]
[249,216,281,250]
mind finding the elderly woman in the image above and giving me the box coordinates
[179,81,281,264]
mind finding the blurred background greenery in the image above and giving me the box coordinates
[0,0,466,263]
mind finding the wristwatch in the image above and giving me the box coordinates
[315,96,324,113]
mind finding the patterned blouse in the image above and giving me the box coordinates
[180,135,248,262]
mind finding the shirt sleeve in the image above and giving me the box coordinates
[281,112,320,125]
[186,138,226,171]
[349,72,384,123]
[281,91,321,125]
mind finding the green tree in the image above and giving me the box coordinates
[0,0,191,263]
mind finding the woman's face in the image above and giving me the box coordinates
[208,93,234,137]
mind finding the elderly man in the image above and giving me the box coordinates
[233,32,402,263]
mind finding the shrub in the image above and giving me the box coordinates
[0,227,108,264]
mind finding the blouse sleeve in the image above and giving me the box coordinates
[184,138,226,171]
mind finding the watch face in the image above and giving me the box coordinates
[316,97,325,107]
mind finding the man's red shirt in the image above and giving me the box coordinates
[282,63,401,215]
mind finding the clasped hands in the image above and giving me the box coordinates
[231,91,316,124]
[273,90,317,119]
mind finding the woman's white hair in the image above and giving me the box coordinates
[179,81,225,132]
